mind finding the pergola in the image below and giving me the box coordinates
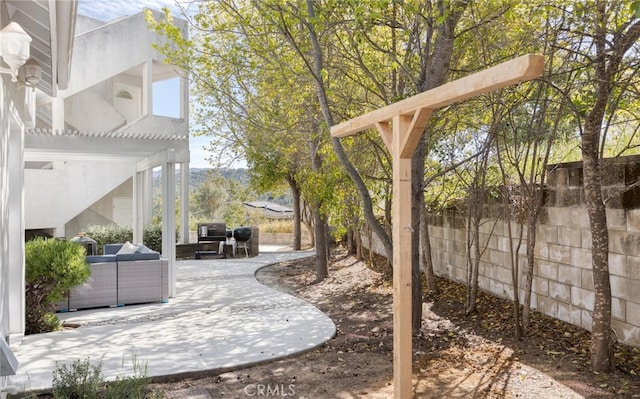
[330,54,544,398]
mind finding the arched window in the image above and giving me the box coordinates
[116,90,133,100]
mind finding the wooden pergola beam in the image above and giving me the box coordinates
[329,54,544,398]
[330,54,544,140]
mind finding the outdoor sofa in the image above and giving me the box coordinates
[58,242,169,311]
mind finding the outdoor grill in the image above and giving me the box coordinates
[233,227,251,242]
[233,227,252,257]
[195,223,227,259]
[70,233,97,255]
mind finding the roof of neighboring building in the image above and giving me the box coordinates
[244,201,294,219]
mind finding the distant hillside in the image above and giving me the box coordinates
[153,168,249,190]
[152,167,292,206]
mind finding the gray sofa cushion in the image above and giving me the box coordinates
[115,252,161,261]
[104,243,161,261]
[86,255,117,263]
[104,244,123,255]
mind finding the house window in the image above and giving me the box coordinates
[116,90,133,100]
[153,77,180,118]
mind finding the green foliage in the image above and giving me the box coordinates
[84,225,133,254]
[103,356,150,399]
[142,225,164,253]
[84,224,172,254]
[25,238,90,334]
[52,358,103,399]
[51,357,154,399]
[149,0,640,266]
[632,1,640,18]
[190,172,229,221]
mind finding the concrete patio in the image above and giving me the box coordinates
[11,249,334,394]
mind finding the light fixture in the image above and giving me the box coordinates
[18,57,42,89]
[0,22,32,82]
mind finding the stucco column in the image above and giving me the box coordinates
[8,124,25,341]
[181,75,188,120]
[161,155,176,297]
[180,162,189,244]
[143,61,153,116]
[51,96,64,131]
[143,169,153,226]
[132,170,144,244]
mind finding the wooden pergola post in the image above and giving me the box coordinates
[330,54,544,398]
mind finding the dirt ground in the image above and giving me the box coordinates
[151,250,640,398]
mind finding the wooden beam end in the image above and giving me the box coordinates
[519,53,545,80]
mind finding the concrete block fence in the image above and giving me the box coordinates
[363,155,640,348]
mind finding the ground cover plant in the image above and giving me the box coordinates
[17,357,158,399]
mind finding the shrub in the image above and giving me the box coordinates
[84,224,174,254]
[104,356,150,399]
[142,224,163,253]
[84,225,133,254]
[49,356,155,399]
[52,358,103,399]
[25,238,90,334]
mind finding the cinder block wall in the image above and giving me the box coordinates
[366,154,640,347]
[430,155,640,347]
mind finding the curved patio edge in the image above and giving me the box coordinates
[11,250,336,393]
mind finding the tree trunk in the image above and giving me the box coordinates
[346,228,355,255]
[465,152,490,315]
[582,138,612,372]
[303,0,394,262]
[420,211,438,294]
[465,201,481,315]
[579,2,640,372]
[367,225,374,266]
[302,205,315,249]
[502,188,523,340]
[411,0,470,332]
[313,205,329,282]
[287,175,302,250]
[310,137,328,281]
[522,202,538,332]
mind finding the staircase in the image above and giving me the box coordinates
[24,160,134,234]
[25,10,188,236]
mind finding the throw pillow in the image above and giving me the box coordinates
[117,241,139,255]
[135,244,153,254]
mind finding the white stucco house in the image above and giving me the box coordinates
[1,1,189,391]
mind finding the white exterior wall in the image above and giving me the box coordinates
[67,12,161,95]
[2,4,190,390]
[65,84,126,132]
[0,58,32,394]
[1,77,12,387]
[62,12,188,138]
[26,10,189,236]
[24,161,134,236]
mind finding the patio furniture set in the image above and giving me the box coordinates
[57,242,168,312]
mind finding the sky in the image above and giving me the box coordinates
[77,0,216,169]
